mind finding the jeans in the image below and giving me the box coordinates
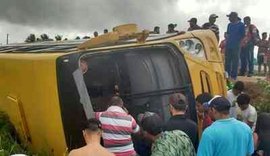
[225,46,241,79]
[240,44,254,75]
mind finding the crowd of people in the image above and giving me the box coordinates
[68,11,270,156]
[92,11,270,82]
[160,12,269,81]
[68,83,269,156]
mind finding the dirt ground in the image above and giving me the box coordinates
[237,76,265,103]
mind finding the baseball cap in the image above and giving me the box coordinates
[188,18,197,23]
[226,12,238,17]
[209,14,218,19]
[203,95,231,111]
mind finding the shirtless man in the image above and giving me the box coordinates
[69,119,114,156]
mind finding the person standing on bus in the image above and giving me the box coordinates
[202,14,220,42]
[225,12,245,80]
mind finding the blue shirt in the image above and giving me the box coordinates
[197,118,254,156]
[226,21,245,49]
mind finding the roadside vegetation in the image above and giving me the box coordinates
[0,112,31,156]
[244,79,270,113]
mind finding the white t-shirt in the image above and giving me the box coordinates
[237,105,257,131]
[227,90,239,118]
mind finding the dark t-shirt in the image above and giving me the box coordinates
[164,114,198,150]
[202,22,219,41]
[226,21,245,49]
[188,25,201,31]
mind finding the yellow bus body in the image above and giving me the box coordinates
[0,29,226,155]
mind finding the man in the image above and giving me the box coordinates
[153,26,160,34]
[240,16,260,77]
[69,118,114,156]
[195,93,213,139]
[257,32,270,75]
[227,81,245,118]
[95,96,140,156]
[94,31,99,37]
[164,93,198,150]
[236,93,257,131]
[104,29,109,34]
[197,96,254,156]
[202,14,220,41]
[187,18,201,31]
[225,12,245,80]
[140,112,196,156]
[166,23,179,34]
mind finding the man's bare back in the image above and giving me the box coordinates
[69,144,114,156]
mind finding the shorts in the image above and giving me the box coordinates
[257,55,264,65]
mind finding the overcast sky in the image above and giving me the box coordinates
[0,0,270,45]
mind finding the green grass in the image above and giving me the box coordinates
[253,80,270,113]
[0,112,31,156]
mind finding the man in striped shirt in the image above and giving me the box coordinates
[95,96,140,156]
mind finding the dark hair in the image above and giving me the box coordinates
[169,93,187,111]
[236,94,250,105]
[209,96,230,114]
[255,113,270,132]
[196,93,213,104]
[233,81,244,91]
[83,118,102,132]
[141,113,163,136]
[262,32,267,36]
[110,96,123,106]
[171,99,187,111]
[244,16,251,21]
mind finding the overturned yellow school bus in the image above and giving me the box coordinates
[0,24,226,155]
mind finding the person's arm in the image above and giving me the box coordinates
[131,116,140,133]
[95,112,102,120]
[253,132,258,149]
[247,129,255,156]
[246,108,257,129]
[240,23,246,40]
[197,130,214,156]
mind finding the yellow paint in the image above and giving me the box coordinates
[0,53,67,155]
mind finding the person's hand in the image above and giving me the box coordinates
[197,111,204,119]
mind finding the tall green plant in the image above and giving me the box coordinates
[0,112,30,156]
[254,80,270,113]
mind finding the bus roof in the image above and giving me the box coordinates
[0,33,179,53]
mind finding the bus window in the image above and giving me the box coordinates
[80,46,193,121]
[200,71,211,93]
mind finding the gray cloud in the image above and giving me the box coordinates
[0,0,269,44]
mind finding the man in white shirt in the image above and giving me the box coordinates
[227,81,244,118]
[236,93,257,131]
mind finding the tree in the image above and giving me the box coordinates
[83,36,90,39]
[25,34,36,43]
[40,34,49,41]
[55,35,62,41]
